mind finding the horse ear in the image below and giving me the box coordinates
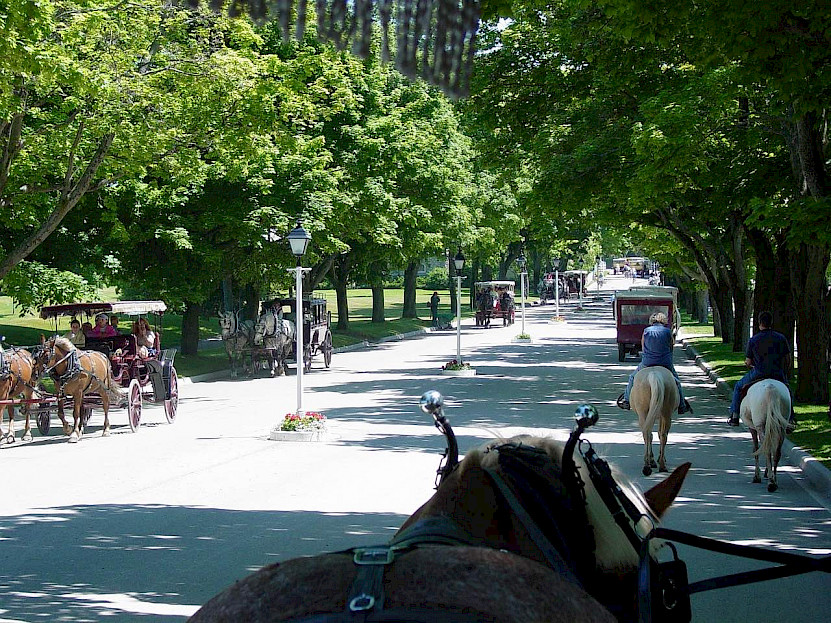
[644,462,691,518]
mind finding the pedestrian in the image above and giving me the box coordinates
[430,291,440,327]
[619,312,692,414]
[728,311,794,430]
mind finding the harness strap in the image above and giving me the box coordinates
[649,527,831,594]
[482,465,583,587]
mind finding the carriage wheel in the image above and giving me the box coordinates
[164,367,178,424]
[323,333,333,368]
[127,378,142,433]
[618,343,626,362]
[37,407,51,436]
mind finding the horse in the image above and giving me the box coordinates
[189,433,691,622]
[218,310,254,377]
[499,290,515,326]
[40,336,122,442]
[740,379,791,492]
[630,366,679,476]
[252,306,295,377]
[0,346,40,444]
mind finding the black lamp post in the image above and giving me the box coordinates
[453,249,465,362]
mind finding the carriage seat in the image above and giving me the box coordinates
[85,335,138,359]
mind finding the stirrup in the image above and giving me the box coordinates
[616,393,630,410]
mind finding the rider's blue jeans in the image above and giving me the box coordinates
[730,369,789,415]
[623,363,685,409]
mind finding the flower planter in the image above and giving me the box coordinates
[512,337,532,343]
[268,429,325,442]
[441,368,477,377]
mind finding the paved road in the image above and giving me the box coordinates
[1,274,829,621]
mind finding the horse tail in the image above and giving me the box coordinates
[757,383,788,459]
[643,371,666,433]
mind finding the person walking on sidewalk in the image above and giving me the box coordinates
[728,311,794,430]
[619,312,692,414]
[430,292,441,327]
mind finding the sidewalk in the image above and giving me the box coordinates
[681,337,831,499]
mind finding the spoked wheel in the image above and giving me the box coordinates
[164,367,178,424]
[37,405,51,435]
[322,333,333,368]
[127,378,142,433]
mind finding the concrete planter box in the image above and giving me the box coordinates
[512,337,532,343]
[441,368,477,377]
[268,429,325,442]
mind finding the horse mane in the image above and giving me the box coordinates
[51,336,76,352]
[463,436,657,575]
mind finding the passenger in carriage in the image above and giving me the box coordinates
[110,315,122,334]
[63,318,86,348]
[88,313,118,338]
[133,317,157,358]
[618,312,692,414]
[82,321,93,336]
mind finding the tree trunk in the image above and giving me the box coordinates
[221,276,234,312]
[242,283,259,322]
[181,300,201,355]
[710,294,722,338]
[371,286,385,323]
[331,254,351,331]
[790,242,830,403]
[695,290,709,324]
[402,261,418,318]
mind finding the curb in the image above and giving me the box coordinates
[681,338,831,499]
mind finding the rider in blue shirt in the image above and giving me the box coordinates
[728,311,794,429]
[619,312,692,414]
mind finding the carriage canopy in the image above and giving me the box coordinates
[40,301,168,319]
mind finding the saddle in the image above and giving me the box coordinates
[738,374,788,404]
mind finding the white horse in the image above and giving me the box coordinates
[630,366,679,476]
[253,307,295,377]
[740,379,790,492]
[218,310,254,377]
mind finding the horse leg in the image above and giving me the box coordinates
[657,417,670,473]
[57,393,72,436]
[749,428,761,483]
[21,389,33,441]
[2,403,13,444]
[642,428,653,476]
[101,393,111,437]
[68,396,82,443]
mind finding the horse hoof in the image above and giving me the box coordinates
[23,433,32,442]
[767,482,778,493]
[753,476,762,484]
[102,429,110,437]
[659,466,668,473]
[650,460,657,468]
[68,432,79,443]
[642,466,652,476]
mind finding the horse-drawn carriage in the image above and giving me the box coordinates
[614,291,677,362]
[538,272,568,304]
[220,297,333,377]
[262,297,333,373]
[473,280,515,327]
[562,270,588,299]
[0,301,179,442]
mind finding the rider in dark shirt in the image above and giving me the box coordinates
[728,311,793,429]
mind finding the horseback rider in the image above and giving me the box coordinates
[728,311,795,431]
[619,312,692,414]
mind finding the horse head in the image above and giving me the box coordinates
[405,394,691,621]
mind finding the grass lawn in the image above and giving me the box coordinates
[680,313,831,469]
[0,286,469,373]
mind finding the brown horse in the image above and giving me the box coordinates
[41,336,122,442]
[0,347,40,443]
[189,435,691,622]
[631,366,679,476]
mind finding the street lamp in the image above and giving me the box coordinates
[577,258,584,309]
[516,252,527,336]
[453,249,465,363]
[285,221,311,421]
[552,257,561,318]
[595,255,601,293]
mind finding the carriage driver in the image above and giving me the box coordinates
[618,312,692,414]
[728,311,795,431]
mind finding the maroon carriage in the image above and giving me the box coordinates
[36,300,178,434]
[614,292,676,362]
